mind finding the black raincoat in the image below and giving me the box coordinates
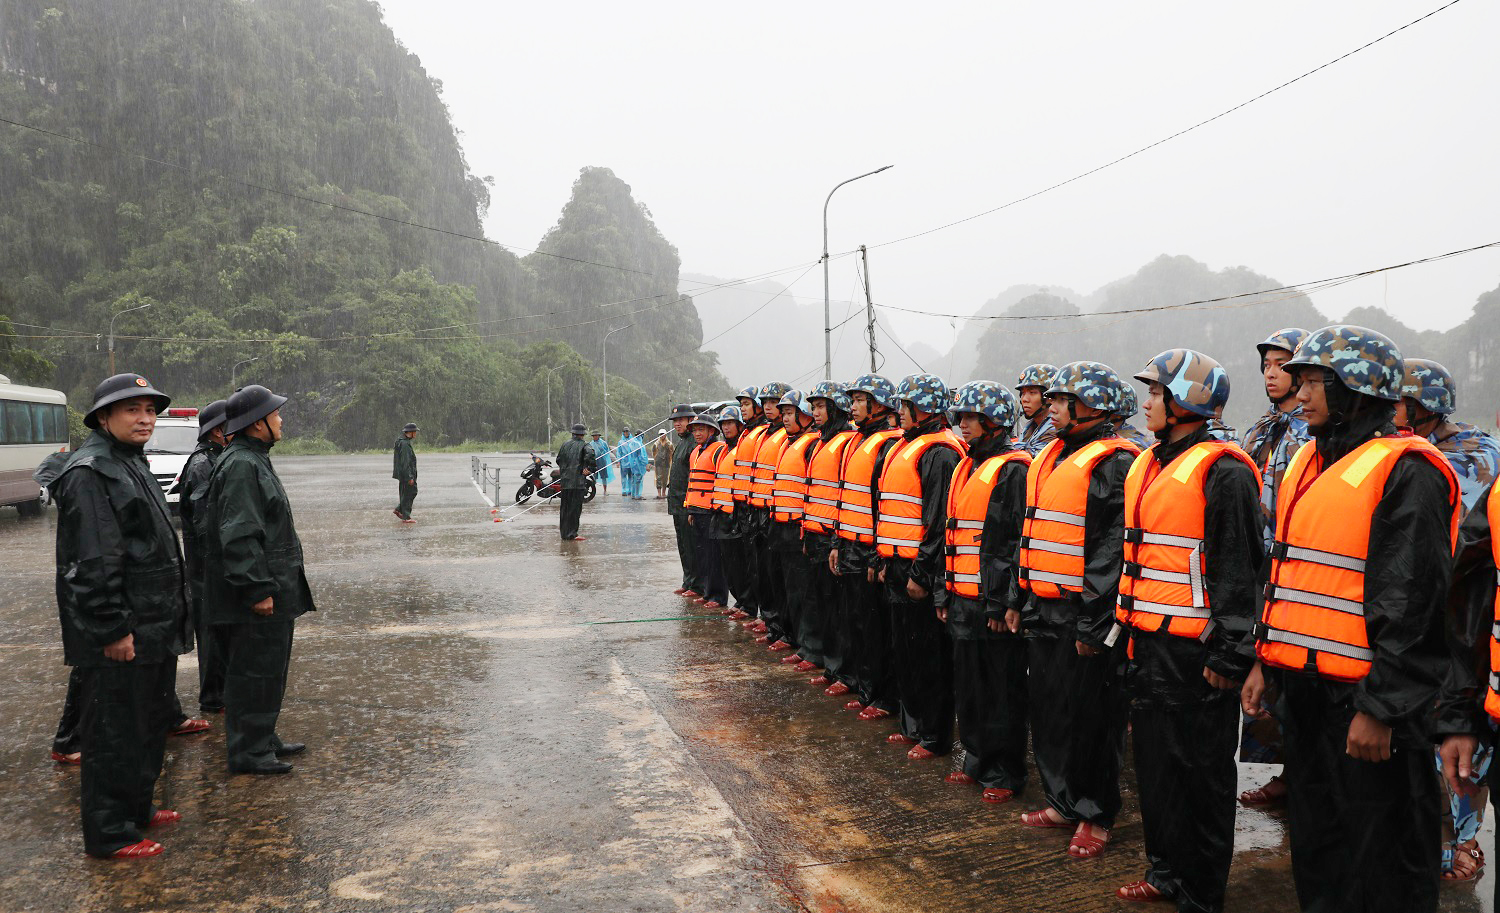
[393,435,417,518]
[801,412,852,675]
[1023,419,1134,829]
[686,433,728,605]
[769,424,813,650]
[668,428,699,592]
[883,415,962,753]
[946,430,1029,790]
[52,430,187,857]
[1265,411,1454,913]
[201,434,315,770]
[836,415,903,711]
[179,439,227,711]
[555,436,596,540]
[711,425,758,615]
[1123,425,1262,913]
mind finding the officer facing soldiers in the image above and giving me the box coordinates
[1016,361,1140,859]
[556,423,597,541]
[53,374,189,858]
[178,399,230,714]
[1015,364,1059,456]
[1241,326,1460,913]
[202,384,315,775]
[1114,350,1262,910]
[392,422,418,523]
[941,381,1031,804]
[667,404,701,597]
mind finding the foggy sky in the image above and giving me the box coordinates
[376,0,1500,360]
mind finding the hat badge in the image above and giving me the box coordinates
[135,377,149,387]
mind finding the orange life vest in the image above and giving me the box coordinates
[1256,436,1459,682]
[1483,482,1500,719]
[802,430,859,536]
[711,436,741,513]
[685,440,727,511]
[943,449,1032,599]
[1018,436,1142,599]
[1116,441,1259,638]
[875,429,967,559]
[836,428,903,544]
[750,427,788,509]
[772,431,818,524]
[732,423,769,503]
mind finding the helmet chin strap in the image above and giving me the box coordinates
[1057,398,1108,437]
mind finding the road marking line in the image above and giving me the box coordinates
[470,478,495,508]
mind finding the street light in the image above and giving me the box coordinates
[822,165,893,380]
[108,300,154,374]
[231,356,260,389]
[601,324,633,443]
[543,363,567,443]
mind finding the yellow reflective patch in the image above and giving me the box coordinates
[1072,440,1109,468]
[1172,444,1214,483]
[1340,441,1393,487]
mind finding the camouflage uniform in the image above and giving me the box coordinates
[1014,364,1058,456]
[1240,407,1312,553]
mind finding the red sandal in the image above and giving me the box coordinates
[944,771,977,786]
[108,839,163,859]
[907,745,939,760]
[885,733,917,745]
[50,750,82,764]
[844,700,864,711]
[1115,881,1168,902]
[1020,808,1072,829]
[148,809,181,828]
[1068,822,1110,858]
[982,787,1015,804]
[1238,775,1288,807]
[170,718,211,736]
[823,682,850,696]
[858,706,891,721]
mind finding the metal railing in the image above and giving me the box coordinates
[470,455,506,505]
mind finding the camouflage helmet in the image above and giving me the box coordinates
[759,381,791,404]
[735,385,760,404]
[807,380,852,413]
[848,373,898,409]
[1256,327,1311,360]
[1398,357,1456,415]
[1112,383,1139,419]
[895,373,950,416]
[1016,363,1058,391]
[688,412,720,431]
[778,388,815,419]
[1046,362,1121,412]
[952,380,1019,429]
[718,404,745,426]
[1134,348,1231,419]
[1283,325,1404,402]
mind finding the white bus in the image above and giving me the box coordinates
[0,374,70,517]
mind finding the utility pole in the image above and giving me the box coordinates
[859,245,878,373]
[108,300,153,375]
[822,165,893,380]
[231,356,260,389]
[602,324,633,443]
[543,363,566,443]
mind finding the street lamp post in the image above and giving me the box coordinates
[231,356,260,389]
[543,363,567,443]
[822,165,893,380]
[601,324,633,443]
[108,300,154,374]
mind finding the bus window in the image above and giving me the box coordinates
[31,402,65,443]
[3,401,35,444]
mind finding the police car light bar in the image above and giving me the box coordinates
[165,408,200,417]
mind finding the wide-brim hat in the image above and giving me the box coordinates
[571,423,587,434]
[402,422,419,433]
[668,403,695,420]
[688,413,719,431]
[224,384,289,435]
[197,399,229,440]
[85,373,171,429]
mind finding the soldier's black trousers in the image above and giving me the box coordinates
[1028,626,1128,828]
[889,587,953,753]
[692,516,728,605]
[222,619,295,772]
[719,534,757,612]
[78,659,176,857]
[673,513,698,591]
[953,632,1029,792]
[195,596,228,712]
[396,481,417,519]
[52,667,84,754]
[777,546,808,651]
[798,553,836,670]
[1278,672,1439,913]
[558,488,584,540]
[1132,698,1238,913]
[758,545,785,641]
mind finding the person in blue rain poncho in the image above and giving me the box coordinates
[589,431,614,496]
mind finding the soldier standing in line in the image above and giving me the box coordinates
[179,399,230,714]
[1109,384,1153,449]
[392,422,418,523]
[555,423,596,542]
[748,383,793,645]
[1015,364,1059,456]
[799,382,858,691]
[53,373,188,858]
[202,384,313,775]
[667,404,701,597]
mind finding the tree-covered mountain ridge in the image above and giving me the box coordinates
[0,0,725,448]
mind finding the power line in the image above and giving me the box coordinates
[877,322,927,374]
[864,0,1467,254]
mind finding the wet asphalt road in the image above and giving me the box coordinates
[0,451,1491,912]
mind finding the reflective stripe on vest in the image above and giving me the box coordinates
[875,429,966,559]
[750,427,788,508]
[772,432,818,523]
[1116,441,1260,639]
[731,424,768,502]
[1486,485,1500,720]
[802,430,859,535]
[711,437,741,512]
[836,429,903,543]
[944,449,1032,599]
[1018,436,1142,599]
[1255,436,1460,682]
[684,440,727,511]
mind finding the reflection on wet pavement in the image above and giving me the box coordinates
[0,453,1488,912]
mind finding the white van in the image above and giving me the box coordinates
[144,407,203,505]
[0,374,70,516]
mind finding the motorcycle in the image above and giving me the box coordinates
[515,453,596,504]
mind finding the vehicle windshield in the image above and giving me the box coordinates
[144,424,199,455]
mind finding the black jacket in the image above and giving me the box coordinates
[668,429,694,516]
[393,436,417,482]
[52,431,188,666]
[768,423,814,552]
[1124,425,1264,708]
[1021,421,1135,647]
[882,416,962,607]
[1435,480,1498,739]
[946,431,1028,638]
[201,435,316,625]
[803,413,853,562]
[556,437,597,489]
[177,440,222,596]
[837,414,901,575]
